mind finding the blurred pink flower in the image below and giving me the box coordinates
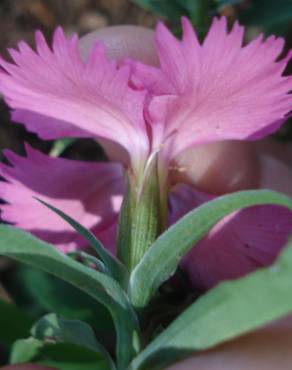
[0,145,123,253]
[169,185,292,290]
[0,17,291,288]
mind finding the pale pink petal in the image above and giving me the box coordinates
[0,28,149,170]
[126,59,173,95]
[11,110,132,167]
[130,17,292,161]
[169,185,292,291]
[0,145,124,253]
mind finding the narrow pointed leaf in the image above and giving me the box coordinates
[130,190,292,308]
[36,198,128,285]
[130,238,292,370]
[0,225,138,369]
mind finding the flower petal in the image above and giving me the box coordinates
[169,185,292,290]
[131,17,292,160]
[11,110,90,140]
[0,28,149,169]
[0,145,124,253]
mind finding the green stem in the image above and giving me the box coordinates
[117,159,165,272]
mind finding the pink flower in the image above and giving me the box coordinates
[0,18,291,288]
[0,28,149,178]
[0,17,291,181]
[128,17,292,163]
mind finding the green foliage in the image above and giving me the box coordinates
[31,313,115,369]
[36,198,128,285]
[19,267,114,332]
[131,0,188,23]
[130,190,292,308]
[10,338,43,364]
[3,188,292,370]
[132,0,292,38]
[36,343,112,370]
[130,238,292,370]
[0,226,139,369]
[0,299,33,347]
[11,340,112,370]
[10,314,115,369]
[131,0,213,34]
[215,0,242,4]
[239,0,292,35]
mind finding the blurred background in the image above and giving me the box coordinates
[0,0,291,366]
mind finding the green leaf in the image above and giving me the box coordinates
[10,338,43,364]
[11,340,111,370]
[130,189,292,308]
[130,238,292,370]
[19,267,114,332]
[131,0,186,23]
[215,0,242,5]
[0,225,139,369]
[36,198,128,285]
[239,0,292,35]
[37,343,111,370]
[131,0,212,34]
[31,313,115,369]
[0,299,33,347]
